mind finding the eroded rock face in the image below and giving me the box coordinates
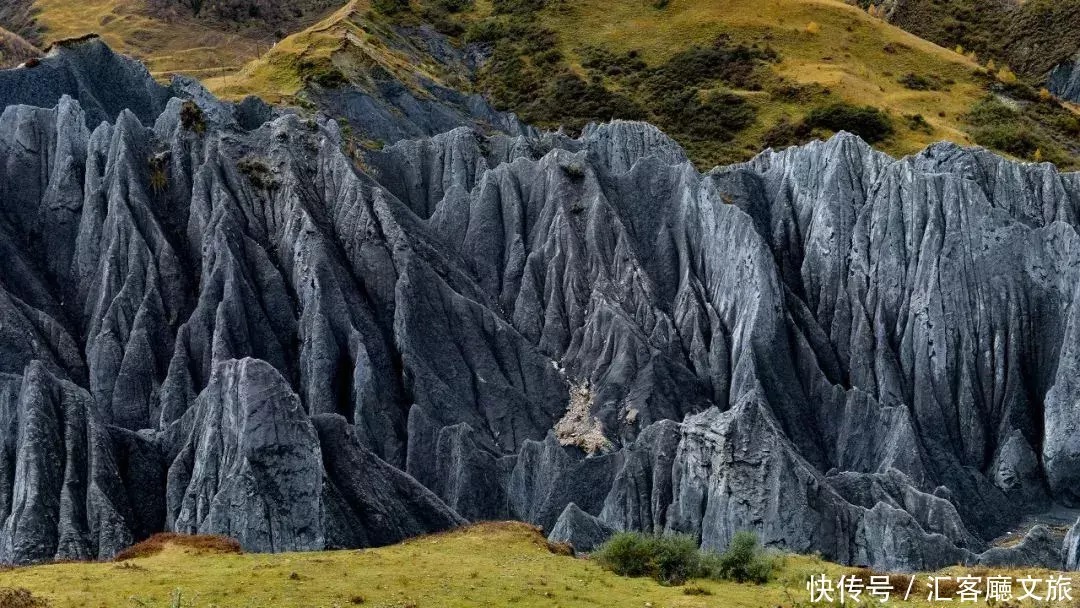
[1049,57,1080,103]
[0,38,1078,569]
[166,359,324,552]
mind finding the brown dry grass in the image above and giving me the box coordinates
[0,588,49,608]
[113,533,242,561]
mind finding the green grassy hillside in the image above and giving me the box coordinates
[212,0,1080,169]
[25,0,1080,168]
[0,523,1068,608]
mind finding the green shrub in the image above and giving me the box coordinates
[804,103,894,143]
[650,535,702,585]
[897,72,951,91]
[594,531,775,587]
[463,19,506,44]
[963,96,1072,164]
[643,35,778,93]
[905,113,932,133]
[709,531,776,584]
[594,533,656,578]
[762,117,813,149]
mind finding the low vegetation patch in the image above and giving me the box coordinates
[803,103,894,144]
[0,588,49,608]
[964,94,1080,167]
[594,530,777,586]
[114,533,242,561]
[298,57,348,89]
[179,101,206,134]
[237,157,280,191]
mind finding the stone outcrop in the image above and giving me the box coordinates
[0,37,1078,571]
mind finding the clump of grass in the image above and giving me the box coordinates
[147,153,169,195]
[897,72,951,91]
[546,541,574,556]
[237,157,280,191]
[905,113,932,133]
[114,533,242,561]
[683,584,712,596]
[594,530,776,586]
[179,101,206,135]
[0,587,49,608]
[560,161,586,179]
[372,0,409,15]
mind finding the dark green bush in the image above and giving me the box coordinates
[373,0,409,14]
[651,535,702,585]
[580,46,647,77]
[594,531,775,587]
[298,58,348,88]
[463,19,506,44]
[905,113,932,133]
[804,103,894,143]
[594,533,657,578]
[434,0,472,12]
[963,96,1069,163]
[709,531,775,584]
[762,116,813,149]
[643,35,778,93]
[897,72,951,91]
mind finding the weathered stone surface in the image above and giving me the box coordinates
[0,364,133,564]
[1049,57,1080,103]
[313,413,464,548]
[978,525,1062,569]
[549,503,615,553]
[166,359,324,553]
[1065,517,1080,570]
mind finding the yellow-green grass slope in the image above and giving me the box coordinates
[0,522,1071,608]
[202,0,468,105]
[31,0,306,80]
[207,0,996,167]
[540,0,988,160]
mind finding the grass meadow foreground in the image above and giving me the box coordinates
[0,523,1070,608]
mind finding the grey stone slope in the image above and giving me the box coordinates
[1049,56,1080,103]
[2,39,1080,571]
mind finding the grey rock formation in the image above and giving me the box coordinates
[0,38,1077,571]
[548,503,615,553]
[979,525,1061,569]
[1065,517,1080,570]
[1049,57,1080,103]
[166,359,325,552]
